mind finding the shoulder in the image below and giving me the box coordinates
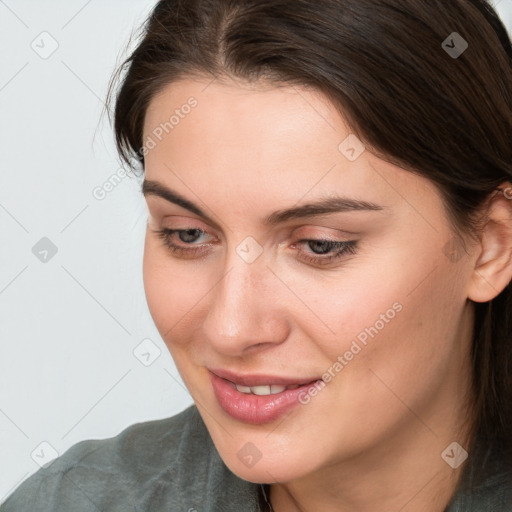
[447,471,512,512]
[446,435,512,512]
[0,405,259,512]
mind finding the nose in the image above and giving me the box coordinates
[201,249,290,356]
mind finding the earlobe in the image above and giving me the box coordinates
[467,183,512,303]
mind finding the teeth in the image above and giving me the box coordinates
[252,385,272,396]
[270,384,287,394]
[235,383,295,395]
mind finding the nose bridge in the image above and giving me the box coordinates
[202,246,288,353]
[211,251,268,329]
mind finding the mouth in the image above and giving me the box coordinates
[209,368,320,391]
[208,368,324,424]
[230,382,304,395]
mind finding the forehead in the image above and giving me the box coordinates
[143,76,344,158]
[142,77,443,223]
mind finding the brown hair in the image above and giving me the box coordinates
[108,0,512,491]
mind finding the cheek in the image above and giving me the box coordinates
[142,234,214,347]
[307,238,466,397]
[143,237,188,335]
[351,273,466,439]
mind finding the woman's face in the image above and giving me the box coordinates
[142,77,476,483]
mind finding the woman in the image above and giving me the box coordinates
[2,0,512,510]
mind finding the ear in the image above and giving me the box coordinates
[467,182,512,303]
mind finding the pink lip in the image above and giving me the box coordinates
[209,368,319,387]
[209,370,322,425]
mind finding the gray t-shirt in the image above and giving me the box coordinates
[1,405,510,511]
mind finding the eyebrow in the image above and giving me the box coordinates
[142,179,386,226]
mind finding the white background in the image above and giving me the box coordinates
[1,0,511,502]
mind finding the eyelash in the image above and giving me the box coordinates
[153,228,358,266]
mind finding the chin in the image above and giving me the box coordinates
[224,456,306,484]
[212,435,324,484]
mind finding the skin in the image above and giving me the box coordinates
[141,76,512,512]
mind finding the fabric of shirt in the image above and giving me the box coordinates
[1,404,511,511]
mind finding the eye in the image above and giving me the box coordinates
[152,228,358,267]
[294,239,358,266]
[153,228,214,257]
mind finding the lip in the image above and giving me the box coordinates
[209,368,320,387]
[209,369,322,425]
